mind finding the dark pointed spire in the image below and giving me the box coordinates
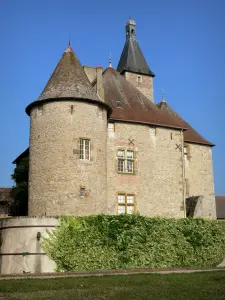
[117,19,155,77]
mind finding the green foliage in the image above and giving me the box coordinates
[41,215,225,272]
[10,156,29,216]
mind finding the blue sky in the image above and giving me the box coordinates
[1,0,225,195]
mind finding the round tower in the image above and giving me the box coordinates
[26,44,111,216]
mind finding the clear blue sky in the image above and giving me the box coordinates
[1,0,225,195]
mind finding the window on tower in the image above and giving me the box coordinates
[79,139,90,160]
[137,75,142,84]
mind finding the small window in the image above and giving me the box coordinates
[108,123,115,133]
[137,75,142,84]
[116,101,121,108]
[80,187,86,197]
[184,145,189,160]
[80,139,90,160]
[149,127,156,137]
[117,149,134,173]
[117,194,135,214]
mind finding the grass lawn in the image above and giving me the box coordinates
[0,271,225,300]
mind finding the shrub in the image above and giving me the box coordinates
[41,215,225,272]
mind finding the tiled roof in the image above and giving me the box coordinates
[26,44,111,115]
[157,101,214,146]
[216,196,225,219]
[95,67,186,129]
[0,188,12,203]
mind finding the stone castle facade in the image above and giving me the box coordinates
[15,19,216,219]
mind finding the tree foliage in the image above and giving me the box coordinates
[41,215,225,272]
[10,156,29,216]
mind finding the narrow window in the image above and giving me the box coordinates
[117,150,125,172]
[150,127,156,137]
[80,187,86,197]
[117,194,135,214]
[79,139,90,160]
[137,75,142,84]
[116,101,121,108]
[184,145,188,160]
[126,150,134,173]
[108,123,115,133]
[117,149,134,173]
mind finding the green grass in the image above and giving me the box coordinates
[0,271,225,300]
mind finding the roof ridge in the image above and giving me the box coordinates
[157,101,214,146]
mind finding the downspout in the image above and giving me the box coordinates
[181,129,186,217]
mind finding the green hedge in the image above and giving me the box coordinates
[41,215,225,272]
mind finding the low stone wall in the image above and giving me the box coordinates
[0,217,58,274]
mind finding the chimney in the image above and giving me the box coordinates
[96,66,104,100]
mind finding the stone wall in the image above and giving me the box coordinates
[0,217,58,274]
[107,122,185,217]
[123,72,154,103]
[29,101,108,216]
[184,143,216,219]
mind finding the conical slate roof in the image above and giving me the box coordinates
[117,39,155,76]
[94,67,185,129]
[157,101,214,146]
[37,44,101,102]
[26,44,109,115]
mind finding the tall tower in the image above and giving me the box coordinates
[26,44,111,217]
[117,19,155,102]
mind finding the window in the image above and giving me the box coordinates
[80,139,90,160]
[137,75,142,84]
[117,149,134,173]
[184,145,189,160]
[117,194,135,214]
[116,101,121,108]
[80,187,86,197]
[149,127,156,137]
[108,123,115,133]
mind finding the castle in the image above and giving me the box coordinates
[15,19,216,219]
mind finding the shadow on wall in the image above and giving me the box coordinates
[186,196,203,218]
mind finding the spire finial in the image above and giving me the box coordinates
[162,90,166,102]
[68,31,71,46]
[109,52,112,67]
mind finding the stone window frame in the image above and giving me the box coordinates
[79,138,90,160]
[117,193,136,215]
[117,148,135,174]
